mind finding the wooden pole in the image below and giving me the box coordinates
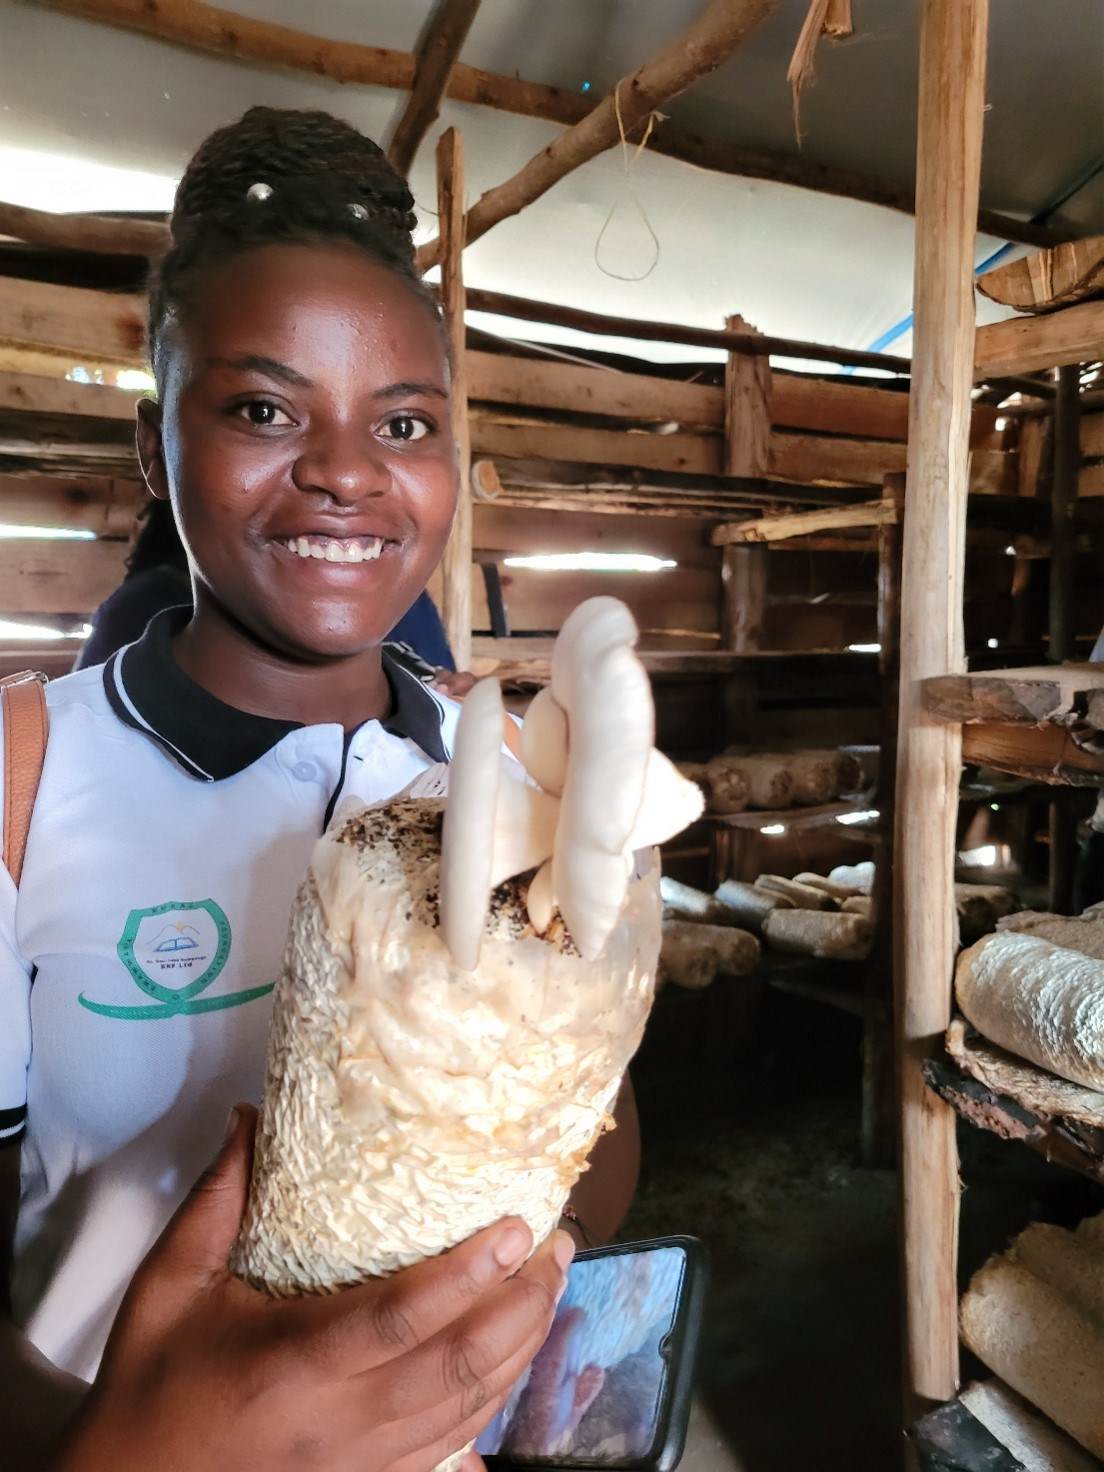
[719,314,770,751]
[386,0,482,178]
[416,0,780,271]
[436,128,472,671]
[1048,363,1082,913]
[864,473,904,1170]
[895,0,988,1423]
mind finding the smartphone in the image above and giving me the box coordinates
[478,1235,706,1472]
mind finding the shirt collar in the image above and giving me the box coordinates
[103,607,448,781]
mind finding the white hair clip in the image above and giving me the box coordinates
[348,202,368,221]
[246,182,273,202]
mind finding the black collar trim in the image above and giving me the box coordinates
[103,608,448,781]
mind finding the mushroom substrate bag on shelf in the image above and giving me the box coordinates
[232,596,703,1293]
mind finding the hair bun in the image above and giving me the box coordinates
[170,106,417,246]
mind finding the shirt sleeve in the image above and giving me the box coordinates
[0,717,33,1147]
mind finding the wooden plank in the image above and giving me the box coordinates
[895,0,987,1418]
[712,498,897,546]
[0,473,141,537]
[961,722,1104,785]
[977,233,1104,314]
[0,539,128,614]
[467,349,723,428]
[436,128,472,671]
[923,664,1104,725]
[1080,413,1104,459]
[470,418,722,475]
[1081,463,1104,496]
[471,349,1000,443]
[386,0,482,177]
[0,373,140,421]
[0,200,166,258]
[472,504,718,567]
[416,0,779,270]
[974,299,1104,379]
[0,277,145,364]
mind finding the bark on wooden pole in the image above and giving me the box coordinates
[416,0,780,272]
[386,0,482,178]
[895,0,988,1422]
[436,127,472,671]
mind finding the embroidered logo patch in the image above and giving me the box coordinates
[79,899,274,1020]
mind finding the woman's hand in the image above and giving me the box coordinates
[55,1107,572,1472]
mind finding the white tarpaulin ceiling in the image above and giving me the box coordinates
[1,0,1102,370]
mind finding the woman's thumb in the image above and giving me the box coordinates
[149,1103,258,1283]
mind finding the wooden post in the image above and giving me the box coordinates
[895,0,988,1423]
[1048,364,1082,912]
[720,315,770,753]
[863,473,904,1169]
[436,127,472,671]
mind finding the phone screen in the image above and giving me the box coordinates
[478,1237,701,1470]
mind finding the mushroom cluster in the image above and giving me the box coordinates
[440,597,704,968]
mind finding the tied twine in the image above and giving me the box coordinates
[593,81,663,284]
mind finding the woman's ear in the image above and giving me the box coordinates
[135,398,169,501]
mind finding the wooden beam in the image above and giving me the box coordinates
[386,0,481,178]
[0,539,128,614]
[712,498,898,546]
[0,472,142,537]
[0,200,167,258]
[0,277,145,365]
[961,721,1104,785]
[28,0,1062,251]
[1049,365,1081,664]
[1081,413,1104,459]
[977,233,1104,314]
[0,372,140,421]
[416,0,779,272]
[436,128,472,671]
[895,0,987,1419]
[923,664,1104,725]
[465,285,912,375]
[974,299,1104,379]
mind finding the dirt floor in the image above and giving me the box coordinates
[622,975,1104,1472]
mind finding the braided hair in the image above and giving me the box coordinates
[148,107,439,390]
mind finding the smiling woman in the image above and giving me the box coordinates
[1,107,579,1472]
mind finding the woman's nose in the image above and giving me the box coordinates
[291,424,389,505]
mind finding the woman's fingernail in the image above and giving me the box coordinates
[223,1106,240,1144]
[493,1224,530,1268]
[552,1230,576,1272]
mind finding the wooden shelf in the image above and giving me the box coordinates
[924,664,1104,726]
[923,1021,1104,1186]
[961,724,1104,787]
[923,665,1104,786]
[702,794,876,832]
[470,638,878,685]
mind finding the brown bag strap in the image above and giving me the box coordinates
[2,672,48,886]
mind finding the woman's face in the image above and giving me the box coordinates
[140,242,456,661]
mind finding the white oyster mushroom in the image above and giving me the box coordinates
[520,685,569,796]
[439,675,503,971]
[630,749,705,850]
[550,599,656,961]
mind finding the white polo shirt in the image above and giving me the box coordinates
[0,608,461,1380]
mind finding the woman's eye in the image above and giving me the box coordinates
[237,400,292,427]
[381,415,430,442]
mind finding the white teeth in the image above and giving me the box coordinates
[283,534,386,563]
